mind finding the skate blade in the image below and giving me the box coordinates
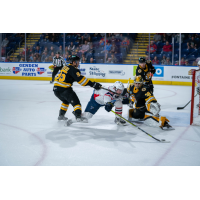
[160,126,175,130]
[64,119,73,126]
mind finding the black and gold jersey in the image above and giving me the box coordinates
[136,60,155,84]
[54,64,93,90]
[127,83,157,108]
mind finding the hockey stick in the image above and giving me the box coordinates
[177,93,198,110]
[111,110,170,143]
[100,87,119,95]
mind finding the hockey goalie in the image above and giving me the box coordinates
[127,75,174,130]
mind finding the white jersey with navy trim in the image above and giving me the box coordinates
[93,86,123,105]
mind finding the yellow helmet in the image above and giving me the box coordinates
[134,75,143,84]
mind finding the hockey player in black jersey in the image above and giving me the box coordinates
[53,55,102,122]
[136,57,156,93]
[127,75,173,130]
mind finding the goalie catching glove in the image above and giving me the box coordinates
[146,102,161,116]
[105,102,114,112]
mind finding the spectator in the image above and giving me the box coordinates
[28,45,34,55]
[175,61,179,66]
[163,41,172,53]
[110,54,118,63]
[146,41,157,54]
[161,34,167,42]
[153,34,161,43]
[103,42,112,53]
[68,42,75,51]
[90,57,95,63]
[29,53,34,61]
[80,40,89,54]
[106,57,112,63]
[121,37,130,50]
[43,46,48,54]
[80,54,86,63]
[34,46,41,55]
[33,56,38,62]
[164,57,172,65]
[152,56,159,64]
[49,46,55,55]
[181,57,185,65]
[76,33,82,43]
[175,33,185,43]
[110,42,118,54]
[48,56,53,62]
[41,52,49,62]
[64,52,70,63]
[22,46,28,56]
[17,52,23,62]
[12,57,17,62]
[186,42,190,50]
[161,55,166,65]
[192,60,197,66]
[99,37,108,46]
[51,52,55,58]
[83,33,90,41]
[44,57,49,63]
[20,57,25,62]
[58,45,63,55]
[79,36,85,47]
[185,60,190,66]
[5,56,10,62]
[145,55,150,61]
[1,38,9,47]
[110,35,117,44]
[189,36,197,47]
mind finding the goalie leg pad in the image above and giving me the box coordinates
[143,114,160,127]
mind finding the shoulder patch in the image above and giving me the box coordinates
[142,88,146,91]
[138,69,142,73]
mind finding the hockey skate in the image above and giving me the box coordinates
[114,117,127,126]
[64,112,88,126]
[58,115,68,120]
[159,116,174,130]
[58,110,68,120]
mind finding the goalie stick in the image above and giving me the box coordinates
[177,93,198,110]
[111,110,170,143]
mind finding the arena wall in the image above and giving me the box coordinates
[0,62,199,86]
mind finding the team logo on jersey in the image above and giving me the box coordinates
[138,69,142,73]
[36,68,46,75]
[12,67,21,74]
[142,88,146,91]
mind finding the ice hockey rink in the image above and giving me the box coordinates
[0,79,200,166]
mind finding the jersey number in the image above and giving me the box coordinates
[57,72,66,82]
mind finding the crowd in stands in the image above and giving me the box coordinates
[1,33,135,63]
[146,33,200,65]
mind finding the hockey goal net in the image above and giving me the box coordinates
[190,69,200,125]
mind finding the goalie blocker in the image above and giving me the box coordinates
[127,75,174,130]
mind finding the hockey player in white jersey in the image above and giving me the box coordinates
[82,81,129,125]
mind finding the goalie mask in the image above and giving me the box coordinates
[113,81,124,94]
[134,76,143,88]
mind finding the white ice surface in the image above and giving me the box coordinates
[0,80,200,166]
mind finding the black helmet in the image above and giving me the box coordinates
[139,57,146,63]
[69,55,80,63]
[56,51,60,54]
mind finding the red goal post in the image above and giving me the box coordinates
[190,69,200,125]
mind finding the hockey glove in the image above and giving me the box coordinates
[150,67,156,74]
[105,102,114,112]
[196,87,200,95]
[92,82,102,90]
[122,98,130,104]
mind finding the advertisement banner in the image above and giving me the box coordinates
[0,62,199,85]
